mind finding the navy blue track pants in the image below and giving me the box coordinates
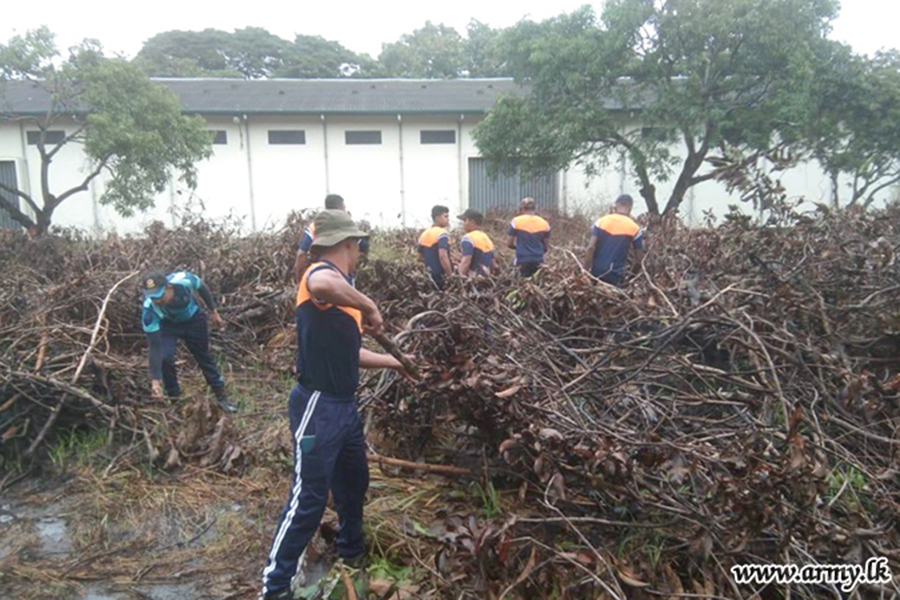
[158,311,224,395]
[261,384,369,596]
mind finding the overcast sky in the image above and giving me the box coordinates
[1,0,896,61]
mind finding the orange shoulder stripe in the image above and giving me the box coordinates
[296,262,363,331]
[596,214,640,237]
[514,214,550,234]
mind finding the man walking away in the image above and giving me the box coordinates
[507,197,550,278]
[294,194,369,282]
[261,210,411,600]
[583,194,645,285]
[457,208,495,277]
[418,205,452,288]
[141,270,237,413]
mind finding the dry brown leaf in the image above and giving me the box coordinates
[494,385,522,399]
[664,564,684,596]
[368,578,394,596]
[538,428,564,441]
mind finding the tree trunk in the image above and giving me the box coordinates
[33,208,53,237]
[639,184,659,216]
[662,153,705,216]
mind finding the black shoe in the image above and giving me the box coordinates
[165,388,182,399]
[213,387,238,413]
[261,589,293,600]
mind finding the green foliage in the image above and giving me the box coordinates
[378,21,466,79]
[826,464,873,512]
[803,45,900,207]
[134,22,507,80]
[135,28,377,79]
[48,428,108,470]
[278,35,378,78]
[475,0,840,216]
[470,479,503,518]
[0,28,212,234]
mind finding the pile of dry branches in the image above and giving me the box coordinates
[360,205,900,598]
[1,202,898,598]
[0,212,301,479]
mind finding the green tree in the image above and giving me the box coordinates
[0,27,212,235]
[275,35,378,78]
[378,22,466,78]
[136,29,376,79]
[463,20,508,77]
[804,46,900,207]
[134,29,240,77]
[474,0,838,216]
[135,28,294,79]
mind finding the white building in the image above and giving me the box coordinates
[0,78,881,234]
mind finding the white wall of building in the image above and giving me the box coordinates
[1,114,895,235]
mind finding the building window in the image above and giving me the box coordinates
[26,131,65,146]
[420,130,456,144]
[268,130,306,145]
[345,130,381,145]
[210,130,227,145]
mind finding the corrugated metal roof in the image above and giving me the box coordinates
[0,78,527,116]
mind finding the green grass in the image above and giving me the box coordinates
[47,427,108,471]
[826,464,873,512]
[368,555,412,583]
[470,479,503,518]
[616,529,665,569]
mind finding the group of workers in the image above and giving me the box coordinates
[138,192,645,600]
[418,193,643,286]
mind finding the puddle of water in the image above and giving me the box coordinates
[143,583,200,600]
[80,584,128,600]
[79,583,201,600]
[35,517,72,555]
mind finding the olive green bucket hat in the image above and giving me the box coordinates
[310,209,369,249]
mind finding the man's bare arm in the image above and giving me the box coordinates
[359,348,401,369]
[459,255,473,277]
[307,268,382,334]
[506,235,516,250]
[438,247,452,275]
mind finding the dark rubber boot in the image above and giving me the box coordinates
[213,386,238,413]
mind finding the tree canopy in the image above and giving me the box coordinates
[0,27,212,235]
[474,0,842,216]
[134,23,508,79]
[136,28,380,79]
[802,45,900,207]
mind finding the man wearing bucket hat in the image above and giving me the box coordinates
[140,270,237,413]
[261,210,412,600]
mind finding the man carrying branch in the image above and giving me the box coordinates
[140,270,237,413]
[261,210,412,600]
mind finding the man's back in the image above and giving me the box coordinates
[509,214,550,264]
[590,214,643,281]
[461,230,495,274]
